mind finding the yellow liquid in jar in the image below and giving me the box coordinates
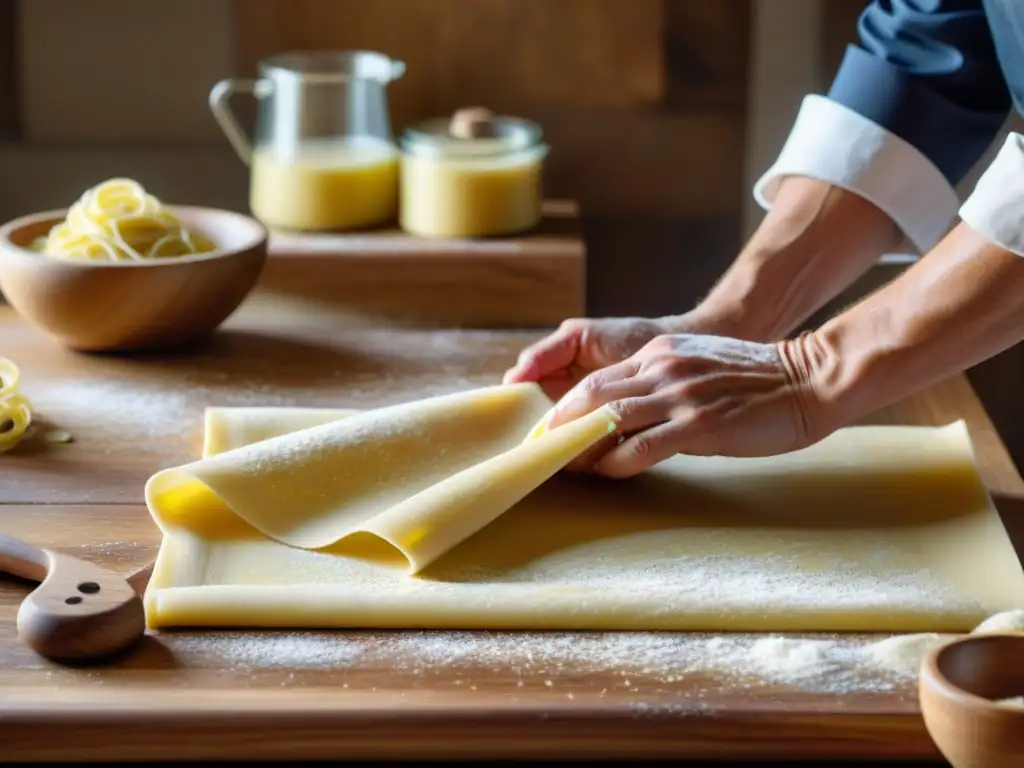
[250,137,399,231]
[399,149,544,238]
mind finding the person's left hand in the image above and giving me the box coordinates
[544,332,831,477]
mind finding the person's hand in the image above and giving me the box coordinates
[502,309,743,401]
[544,332,832,477]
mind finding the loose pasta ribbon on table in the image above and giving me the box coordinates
[0,357,32,452]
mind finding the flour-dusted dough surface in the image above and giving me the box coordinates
[143,383,1024,632]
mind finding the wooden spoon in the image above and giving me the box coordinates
[0,532,148,663]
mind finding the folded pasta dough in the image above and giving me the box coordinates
[143,384,1024,632]
[146,383,616,572]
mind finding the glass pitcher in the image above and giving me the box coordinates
[209,50,406,232]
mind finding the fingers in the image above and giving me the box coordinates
[559,390,685,473]
[502,323,583,385]
[545,355,684,475]
[546,359,646,429]
[562,432,620,473]
[558,393,682,474]
[524,331,801,478]
[593,418,702,478]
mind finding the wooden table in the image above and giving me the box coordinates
[1,295,1022,763]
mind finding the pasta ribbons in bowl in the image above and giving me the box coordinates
[31,178,215,262]
[0,178,268,351]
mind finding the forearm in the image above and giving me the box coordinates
[801,223,1024,431]
[694,0,1011,344]
[685,176,901,342]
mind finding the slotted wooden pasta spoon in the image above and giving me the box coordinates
[0,532,149,663]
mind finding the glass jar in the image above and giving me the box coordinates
[210,50,405,231]
[399,108,549,238]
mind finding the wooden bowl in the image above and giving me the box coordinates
[0,206,267,352]
[919,634,1024,768]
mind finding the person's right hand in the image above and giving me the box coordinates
[502,310,740,401]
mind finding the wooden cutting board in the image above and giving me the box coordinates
[0,295,1022,761]
[257,199,585,328]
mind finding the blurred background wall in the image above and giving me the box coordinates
[0,0,1021,463]
[0,0,837,315]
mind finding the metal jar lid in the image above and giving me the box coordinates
[401,107,543,160]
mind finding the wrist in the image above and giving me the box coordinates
[776,332,846,443]
[658,300,763,341]
[777,311,893,441]
[780,222,1024,442]
[778,319,884,438]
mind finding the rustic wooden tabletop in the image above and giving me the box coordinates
[1,279,1020,762]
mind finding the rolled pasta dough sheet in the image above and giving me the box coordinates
[144,383,1024,632]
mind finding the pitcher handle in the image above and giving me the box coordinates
[209,78,265,166]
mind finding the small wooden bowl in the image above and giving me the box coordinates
[0,206,267,352]
[919,634,1024,768]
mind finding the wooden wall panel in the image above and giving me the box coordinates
[18,0,232,143]
[233,0,749,219]
[534,109,744,218]
[822,0,867,80]
[440,0,665,110]
[664,0,749,111]
[235,0,665,125]
[0,0,17,138]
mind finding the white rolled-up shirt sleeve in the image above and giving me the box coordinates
[753,94,961,255]
[958,132,1024,257]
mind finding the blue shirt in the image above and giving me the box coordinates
[829,0,1020,186]
[753,0,1024,257]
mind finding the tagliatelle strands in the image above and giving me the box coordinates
[32,178,215,262]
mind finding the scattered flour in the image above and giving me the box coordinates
[972,609,1024,635]
[27,379,193,440]
[738,636,866,689]
[162,631,366,669]
[156,628,955,695]
[862,633,950,677]
[154,611,1024,695]
[25,367,495,443]
[16,327,516,444]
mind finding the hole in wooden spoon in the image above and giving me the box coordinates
[77,581,100,594]
[65,596,83,605]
